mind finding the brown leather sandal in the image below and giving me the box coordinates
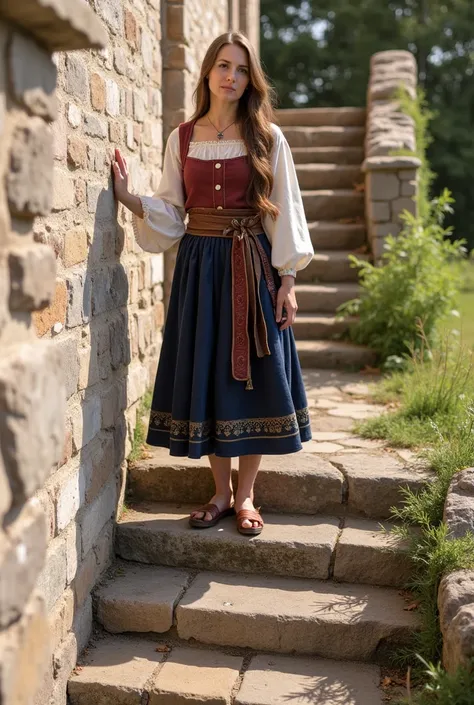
[189,502,235,528]
[236,507,264,536]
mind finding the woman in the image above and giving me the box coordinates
[112,31,314,536]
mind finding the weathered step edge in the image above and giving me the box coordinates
[115,504,413,587]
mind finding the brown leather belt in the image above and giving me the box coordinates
[186,207,277,390]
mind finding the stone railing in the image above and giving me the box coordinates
[364,50,421,262]
[0,4,106,705]
[438,468,474,672]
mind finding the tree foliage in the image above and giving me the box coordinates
[260,0,474,247]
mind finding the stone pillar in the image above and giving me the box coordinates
[363,51,421,262]
[239,0,260,56]
[0,5,106,705]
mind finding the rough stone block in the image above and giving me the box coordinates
[91,265,128,315]
[65,54,88,101]
[0,342,65,504]
[51,632,78,704]
[70,394,101,453]
[0,591,50,705]
[65,518,79,587]
[444,468,474,539]
[67,135,87,168]
[106,78,120,117]
[53,463,85,533]
[90,72,105,111]
[400,179,417,196]
[124,8,138,48]
[369,200,390,223]
[110,311,131,369]
[78,345,100,390]
[47,588,74,656]
[80,433,115,504]
[32,277,67,335]
[0,499,47,628]
[9,31,57,120]
[63,227,88,267]
[369,172,400,201]
[127,363,148,407]
[95,0,124,35]
[0,454,12,521]
[141,30,155,75]
[52,169,75,211]
[8,243,56,312]
[0,0,107,52]
[84,113,107,139]
[166,3,187,42]
[439,570,474,672]
[50,334,79,399]
[67,102,82,128]
[36,534,67,612]
[7,117,53,216]
[80,477,117,558]
[73,594,93,654]
[392,196,416,219]
[66,269,91,328]
[102,379,127,429]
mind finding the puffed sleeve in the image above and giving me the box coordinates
[262,123,314,277]
[132,127,186,253]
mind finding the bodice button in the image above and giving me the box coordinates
[215,184,221,191]
[215,163,221,169]
[217,206,223,210]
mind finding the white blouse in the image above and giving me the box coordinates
[132,122,314,276]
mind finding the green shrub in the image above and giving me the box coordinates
[339,190,465,363]
[397,657,474,704]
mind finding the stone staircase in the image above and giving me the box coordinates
[276,108,376,370]
[68,371,432,705]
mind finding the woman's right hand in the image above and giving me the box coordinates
[112,148,129,203]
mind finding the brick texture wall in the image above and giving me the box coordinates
[0,1,259,704]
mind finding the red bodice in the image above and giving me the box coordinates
[179,118,252,211]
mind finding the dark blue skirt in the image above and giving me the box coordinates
[146,231,312,458]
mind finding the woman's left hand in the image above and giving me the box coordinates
[276,275,297,331]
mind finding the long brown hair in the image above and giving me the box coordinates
[189,32,280,221]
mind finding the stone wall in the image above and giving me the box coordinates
[438,468,474,672]
[0,0,258,703]
[0,5,106,705]
[363,50,421,262]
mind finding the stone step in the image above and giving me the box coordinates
[115,504,411,586]
[292,313,356,340]
[292,146,364,164]
[302,190,364,221]
[176,571,417,663]
[296,163,363,190]
[128,450,432,520]
[68,634,384,705]
[235,653,382,705]
[297,340,377,370]
[309,221,367,250]
[298,251,370,284]
[295,283,360,313]
[282,126,365,148]
[276,106,367,127]
[92,565,418,663]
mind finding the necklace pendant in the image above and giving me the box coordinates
[217,132,224,139]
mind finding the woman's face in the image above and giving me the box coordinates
[206,44,250,102]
